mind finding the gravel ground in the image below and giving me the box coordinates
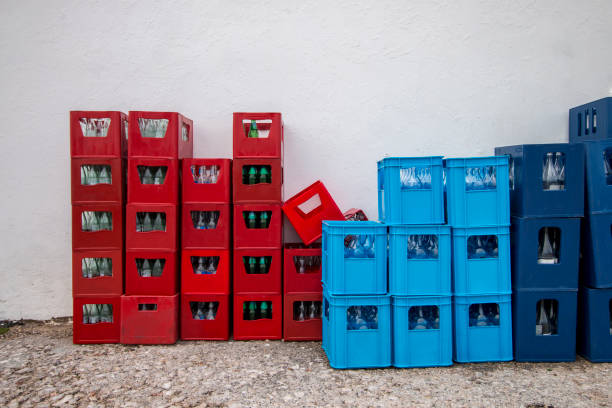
[0,319,610,408]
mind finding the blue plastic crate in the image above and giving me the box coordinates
[581,211,612,288]
[453,294,513,363]
[444,156,510,227]
[584,140,612,213]
[569,97,612,143]
[510,216,581,290]
[321,289,391,369]
[577,286,612,362]
[322,221,388,295]
[389,225,451,296]
[494,144,585,218]
[392,295,452,368]
[512,289,577,362]
[451,226,511,295]
[377,157,445,225]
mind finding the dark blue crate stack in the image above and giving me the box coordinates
[495,143,584,362]
[445,156,513,363]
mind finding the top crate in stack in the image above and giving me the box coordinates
[128,111,193,159]
[569,97,612,143]
[233,113,283,159]
[71,111,128,158]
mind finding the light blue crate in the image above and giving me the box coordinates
[322,221,388,295]
[389,225,451,296]
[322,289,391,369]
[445,156,510,227]
[451,226,511,295]
[377,157,445,225]
[392,295,452,368]
[453,294,513,363]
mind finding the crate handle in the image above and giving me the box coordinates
[295,193,323,218]
[138,304,158,311]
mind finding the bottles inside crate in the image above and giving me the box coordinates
[243,119,270,139]
[344,234,376,259]
[190,301,219,320]
[190,211,219,230]
[408,305,440,330]
[138,118,168,138]
[190,165,220,184]
[80,165,112,185]
[243,256,271,275]
[293,255,321,274]
[138,303,158,311]
[81,257,113,278]
[135,258,165,277]
[182,123,190,142]
[81,211,113,232]
[407,235,439,259]
[79,118,110,137]
[347,306,378,330]
[82,304,113,324]
[191,256,219,275]
[242,211,272,229]
[345,210,367,221]
[242,301,273,320]
[241,165,272,185]
[604,149,612,185]
[136,212,166,232]
[542,152,566,191]
[465,166,497,191]
[467,235,498,259]
[293,301,323,321]
[508,157,515,190]
[400,167,432,190]
[468,303,500,327]
[535,299,558,336]
[137,166,167,185]
[537,227,560,264]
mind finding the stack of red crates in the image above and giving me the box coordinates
[232,113,284,340]
[71,111,128,344]
[180,158,232,340]
[122,111,193,344]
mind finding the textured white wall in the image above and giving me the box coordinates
[1,0,611,319]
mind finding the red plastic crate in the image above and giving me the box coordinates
[233,248,282,293]
[127,157,179,204]
[283,243,322,294]
[120,294,179,344]
[343,208,368,221]
[71,157,124,204]
[181,203,231,249]
[72,249,123,296]
[125,249,178,295]
[180,293,231,340]
[70,111,128,158]
[73,295,121,344]
[233,112,283,159]
[128,111,193,159]
[125,203,178,250]
[283,292,322,341]
[233,203,282,248]
[72,203,123,250]
[182,159,232,204]
[282,181,343,245]
[233,293,282,340]
[233,158,283,203]
[181,249,231,294]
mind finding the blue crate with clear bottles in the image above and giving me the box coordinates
[512,289,577,362]
[577,287,612,362]
[392,295,452,368]
[444,156,510,227]
[584,139,612,213]
[581,212,612,288]
[569,97,612,143]
[453,293,513,363]
[377,157,445,225]
[389,225,451,296]
[322,221,388,295]
[321,289,391,369]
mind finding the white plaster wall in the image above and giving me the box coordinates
[1,0,611,320]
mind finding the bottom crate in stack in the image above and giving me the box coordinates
[181,293,231,340]
[283,292,322,341]
[120,294,179,345]
[73,296,121,344]
[578,287,612,362]
[233,293,282,340]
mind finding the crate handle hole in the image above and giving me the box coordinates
[536,299,558,336]
[242,119,271,139]
[296,194,323,217]
[138,304,158,311]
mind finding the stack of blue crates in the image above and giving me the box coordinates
[569,98,612,362]
[445,156,513,363]
[495,144,584,362]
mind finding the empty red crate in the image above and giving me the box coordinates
[233,248,282,293]
[120,294,179,344]
[283,292,322,341]
[181,293,231,340]
[181,249,231,294]
[233,293,282,340]
[72,203,123,250]
[182,203,231,249]
[283,243,322,293]
[233,203,282,248]
[233,112,283,159]
[73,295,121,344]
[70,111,128,158]
[343,208,368,221]
[282,181,343,245]
[182,159,232,203]
[125,250,178,296]
[71,157,124,204]
[73,249,123,296]
[128,111,193,159]
[125,203,178,250]
[233,158,283,203]
[127,157,179,204]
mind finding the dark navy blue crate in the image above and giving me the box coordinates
[512,289,577,362]
[569,97,612,143]
[451,226,511,295]
[581,211,612,288]
[494,144,585,218]
[322,221,388,295]
[510,216,581,290]
[377,157,445,225]
[577,286,612,362]
[444,156,510,227]
[453,294,513,363]
[392,295,452,368]
[388,225,451,296]
[584,140,612,213]
[321,289,391,369]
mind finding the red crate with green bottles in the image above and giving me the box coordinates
[233,113,283,159]
[233,203,282,248]
[233,293,282,340]
[233,158,283,203]
[233,248,282,293]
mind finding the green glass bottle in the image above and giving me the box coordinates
[248,256,257,274]
[248,166,258,185]
[259,211,269,229]
[248,120,259,138]
[247,211,258,229]
[259,257,268,274]
[248,301,257,320]
[259,166,270,184]
[260,301,269,319]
